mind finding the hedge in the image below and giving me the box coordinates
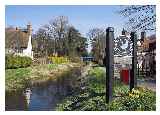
[6,54,32,69]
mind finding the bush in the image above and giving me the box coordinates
[48,56,69,64]
[6,54,32,69]
[109,88,156,111]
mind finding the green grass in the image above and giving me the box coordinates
[56,67,156,111]
[5,63,81,92]
[47,64,58,70]
[113,80,129,96]
[87,67,106,93]
[6,64,61,92]
[5,67,31,92]
[56,67,107,111]
[5,65,156,111]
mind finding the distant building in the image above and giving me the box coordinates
[139,32,156,78]
[140,33,156,53]
[5,23,33,58]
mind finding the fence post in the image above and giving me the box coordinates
[130,32,137,91]
[106,27,114,103]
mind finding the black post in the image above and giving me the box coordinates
[106,27,114,103]
[130,32,137,91]
[138,63,139,78]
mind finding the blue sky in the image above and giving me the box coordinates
[5,5,126,37]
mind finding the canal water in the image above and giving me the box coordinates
[5,68,81,111]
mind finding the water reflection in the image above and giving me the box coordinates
[6,91,28,111]
[6,68,81,111]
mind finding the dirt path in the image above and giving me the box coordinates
[81,64,92,77]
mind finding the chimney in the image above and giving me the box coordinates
[122,28,126,36]
[16,27,19,31]
[27,22,32,35]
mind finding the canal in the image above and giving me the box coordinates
[5,67,82,111]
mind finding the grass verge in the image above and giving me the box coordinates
[5,63,81,92]
[56,67,156,111]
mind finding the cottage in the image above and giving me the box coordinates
[5,23,33,58]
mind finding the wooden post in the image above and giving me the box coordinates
[106,27,114,103]
[130,32,137,91]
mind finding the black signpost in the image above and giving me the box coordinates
[130,32,137,91]
[105,28,137,102]
[106,27,114,103]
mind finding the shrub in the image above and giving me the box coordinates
[48,56,69,64]
[6,54,32,69]
[56,87,156,111]
[109,88,156,111]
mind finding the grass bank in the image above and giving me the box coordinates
[5,63,81,93]
[6,67,31,92]
[56,67,156,111]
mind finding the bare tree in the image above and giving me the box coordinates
[32,27,51,57]
[118,5,156,32]
[45,16,69,56]
[87,28,105,64]
[33,16,88,58]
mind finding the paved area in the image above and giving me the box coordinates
[137,79,156,92]
[85,63,156,92]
